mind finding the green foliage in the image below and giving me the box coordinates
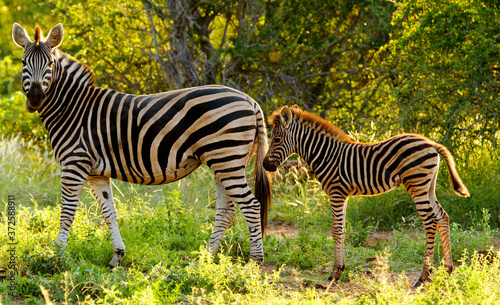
[42,0,166,94]
[24,247,68,276]
[346,220,375,248]
[233,0,396,127]
[14,275,41,298]
[265,227,335,271]
[0,93,46,142]
[421,253,500,303]
[1,0,500,153]
[385,0,500,151]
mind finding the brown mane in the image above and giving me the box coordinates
[268,106,354,143]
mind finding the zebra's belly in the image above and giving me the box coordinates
[149,157,201,185]
[351,174,402,196]
[93,156,201,185]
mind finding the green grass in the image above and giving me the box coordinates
[1,136,499,304]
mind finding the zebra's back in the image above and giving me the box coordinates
[343,134,439,196]
[82,85,260,185]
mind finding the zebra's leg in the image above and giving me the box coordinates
[434,199,452,273]
[206,178,235,256]
[216,173,264,263]
[414,203,437,287]
[326,195,348,284]
[87,176,126,267]
[413,169,453,287]
[429,165,453,276]
[55,162,91,253]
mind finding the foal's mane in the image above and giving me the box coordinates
[269,106,354,143]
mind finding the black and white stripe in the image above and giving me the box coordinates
[13,23,271,266]
[263,105,470,287]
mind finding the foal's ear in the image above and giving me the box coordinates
[46,23,64,49]
[280,106,293,128]
[12,23,31,48]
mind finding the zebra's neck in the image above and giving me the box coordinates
[38,51,100,124]
[293,121,349,180]
[52,50,96,88]
[36,50,111,159]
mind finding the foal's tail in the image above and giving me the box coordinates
[434,143,470,198]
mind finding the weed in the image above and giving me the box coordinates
[346,220,375,247]
[24,248,68,276]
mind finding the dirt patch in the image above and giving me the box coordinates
[265,221,299,239]
[492,236,500,251]
[366,231,393,246]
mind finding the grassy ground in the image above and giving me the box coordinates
[0,136,499,304]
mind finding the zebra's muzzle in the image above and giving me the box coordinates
[26,82,45,112]
[263,157,279,172]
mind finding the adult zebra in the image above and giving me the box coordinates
[263,106,470,287]
[12,23,271,266]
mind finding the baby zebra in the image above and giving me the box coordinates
[263,106,470,287]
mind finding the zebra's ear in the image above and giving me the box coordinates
[46,23,64,49]
[280,106,293,128]
[12,23,31,48]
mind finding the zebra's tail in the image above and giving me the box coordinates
[434,143,470,197]
[254,106,272,237]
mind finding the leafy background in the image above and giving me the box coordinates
[1,0,499,154]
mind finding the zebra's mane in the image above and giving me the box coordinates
[269,106,354,143]
[54,49,96,87]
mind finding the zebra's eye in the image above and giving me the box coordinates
[48,60,54,66]
[273,137,281,144]
[22,60,27,66]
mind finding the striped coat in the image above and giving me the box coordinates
[13,23,271,266]
[263,105,469,287]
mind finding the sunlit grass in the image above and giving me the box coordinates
[0,136,499,304]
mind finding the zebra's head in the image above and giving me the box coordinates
[263,106,297,172]
[12,23,63,113]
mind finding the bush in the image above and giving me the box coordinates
[0,92,46,143]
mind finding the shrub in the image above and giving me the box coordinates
[0,92,46,143]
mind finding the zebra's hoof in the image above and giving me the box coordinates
[315,279,336,290]
[249,256,264,265]
[413,280,423,288]
[109,250,125,268]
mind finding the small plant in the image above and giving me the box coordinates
[182,250,281,303]
[346,220,375,247]
[420,252,500,303]
[24,247,69,276]
[14,275,41,298]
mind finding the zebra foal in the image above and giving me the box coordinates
[263,105,470,287]
[12,23,271,266]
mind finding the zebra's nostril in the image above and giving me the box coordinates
[26,82,45,110]
[263,157,278,172]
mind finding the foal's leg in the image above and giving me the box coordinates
[326,194,348,284]
[406,161,452,287]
